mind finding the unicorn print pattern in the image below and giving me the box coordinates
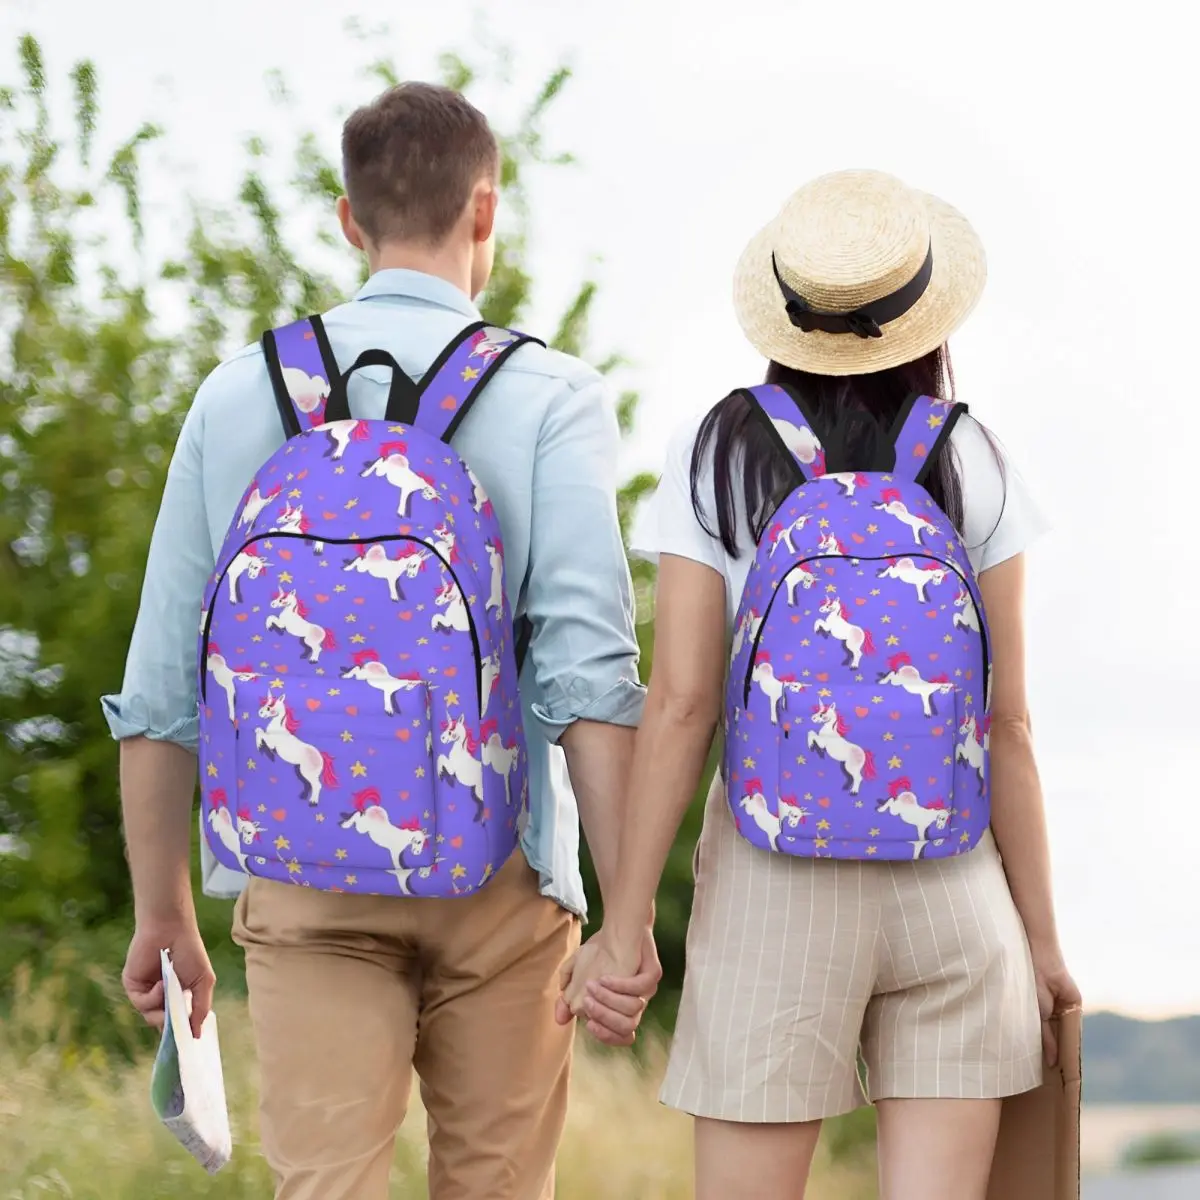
[198,315,538,897]
[724,385,990,863]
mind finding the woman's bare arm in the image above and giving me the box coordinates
[978,553,1058,950]
[593,553,728,962]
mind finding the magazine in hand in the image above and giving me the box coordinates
[149,948,232,1174]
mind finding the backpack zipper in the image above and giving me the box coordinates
[201,531,485,713]
[741,552,989,707]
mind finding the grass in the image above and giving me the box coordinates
[0,965,878,1199]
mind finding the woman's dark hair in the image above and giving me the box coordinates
[691,345,1000,557]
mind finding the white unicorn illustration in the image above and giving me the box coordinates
[339,788,431,894]
[361,441,440,517]
[878,652,954,717]
[274,501,311,536]
[205,646,260,722]
[771,419,826,475]
[480,718,520,807]
[466,466,492,516]
[876,777,950,859]
[227,549,271,603]
[731,608,762,660]
[484,538,504,614]
[480,648,501,718]
[952,588,981,633]
[470,327,519,363]
[813,596,875,669]
[873,489,939,546]
[342,543,428,602]
[808,701,877,794]
[778,795,812,830]
[430,522,458,564]
[206,789,265,872]
[751,653,810,725]
[266,588,335,662]
[431,579,470,634]
[238,482,281,529]
[340,651,424,715]
[437,715,485,816]
[877,557,947,602]
[784,562,819,604]
[322,418,371,461]
[737,780,780,850]
[769,514,810,557]
[282,366,329,418]
[956,712,989,788]
[255,692,338,807]
[824,471,869,497]
[817,531,848,556]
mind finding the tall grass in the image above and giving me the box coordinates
[0,966,877,1198]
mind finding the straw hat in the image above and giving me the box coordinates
[732,169,986,376]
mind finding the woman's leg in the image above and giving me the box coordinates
[875,1098,1001,1200]
[695,1117,823,1200]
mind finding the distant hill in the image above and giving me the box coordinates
[1086,1012,1200,1104]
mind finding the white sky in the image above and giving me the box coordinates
[4,0,1197,1017]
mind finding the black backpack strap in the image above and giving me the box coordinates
[741,383,828,483]
[889,394,969,485]
[261,315,342,438]
[410,322,543,443]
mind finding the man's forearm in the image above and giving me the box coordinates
[559,719,638,914]
[120,736,199,926]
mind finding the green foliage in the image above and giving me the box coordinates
[1120,1131,1200,1169]
[0,32,685,1050]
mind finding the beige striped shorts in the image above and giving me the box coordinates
[660,775,1043,1124]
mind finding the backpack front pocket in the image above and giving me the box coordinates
[774,684,962,860]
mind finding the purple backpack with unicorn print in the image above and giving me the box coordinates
[198,316,541,898]
[725,384,992,862]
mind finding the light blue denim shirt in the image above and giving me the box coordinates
[101,269,645,918]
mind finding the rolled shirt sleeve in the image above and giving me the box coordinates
[100,389,216,752]
[524,374,646,741]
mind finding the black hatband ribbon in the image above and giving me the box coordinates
[771,243,934,339]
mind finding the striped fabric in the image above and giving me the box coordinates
[661,775,1044,1123]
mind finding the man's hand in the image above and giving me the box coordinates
[123,920,215,1040]
[555,926,660,1047]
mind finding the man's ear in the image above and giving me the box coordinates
[337,196,366,251]
[472,180,498,245]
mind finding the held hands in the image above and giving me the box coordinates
[555,926,661,1047]
[122,919,215,1041]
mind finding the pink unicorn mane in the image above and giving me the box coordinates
[400,816,421,831]
[834,709,849,736]
[353,787,382,812]
[280,702,300,734]
[744,777,764,796]
[350,421,371,441]
[480,718,499,744]
[929,673,950,684]
[378,441,407,459]
[210,788,228,808]
[293,595,309,619]
[353,649,380,666]
[880,488,902,504]
[888,776,912,799]
[887,651,912,671]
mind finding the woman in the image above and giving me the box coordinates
[563,170,1080,1199]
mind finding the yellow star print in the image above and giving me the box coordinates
[206,763,218,777]
[452,863,467,880]
[351,761,367,778]
[335,848,348,860]
[445,691,459,706]
[274,836,289,851]
[341,730,353,743]
[866,846,878,855]
[888,755,902,769]
[462,367,480,381]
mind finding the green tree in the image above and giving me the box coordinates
[0,31,710,1047]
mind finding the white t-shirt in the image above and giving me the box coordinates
[631,408,1048,629]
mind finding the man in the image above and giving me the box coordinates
[104,82,659,1200]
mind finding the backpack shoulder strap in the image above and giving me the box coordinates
[741,383,827,482]
[410,322,544,443]
[261,314,342,438]
[889,394,969,485]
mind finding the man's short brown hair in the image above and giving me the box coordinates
[341,82,499,246]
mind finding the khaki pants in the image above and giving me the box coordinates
[232,850,581,1200]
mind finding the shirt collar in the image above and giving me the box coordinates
[354,268,481,320]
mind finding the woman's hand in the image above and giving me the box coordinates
[1031,943,1081,1066]
[556,927,660,1047]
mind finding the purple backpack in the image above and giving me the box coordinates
[725,384,991,862]
[198,316,540,897]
